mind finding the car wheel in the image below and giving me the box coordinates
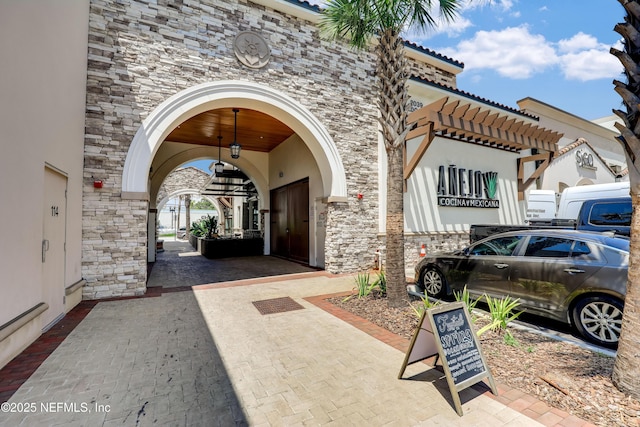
[420,267,446,298]
[572,296,624,348]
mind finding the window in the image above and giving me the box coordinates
[570,241,591,257]
[588,202,632,226]
[470,236,523,256]
[524,236,573,258]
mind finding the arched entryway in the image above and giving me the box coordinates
[122,80,347,271]
[122,80,347,200]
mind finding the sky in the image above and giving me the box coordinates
[417,0,625,120]
[188,1,625,173]
[317,0,627,121]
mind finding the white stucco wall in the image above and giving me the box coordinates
[405,137,524,232]
[541,145,618,191]
[269,134,324,266]
[518,98,625,167]
[0,0,89,368]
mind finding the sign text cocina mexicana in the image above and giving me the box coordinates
[437,165,500,208]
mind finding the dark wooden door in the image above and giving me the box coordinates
[270,179,309,263]
[270,186,288,257]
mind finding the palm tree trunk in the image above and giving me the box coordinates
[611,0,640,399]
[376,28,409,308]
[385,145,407,307]
[612,193,640,398]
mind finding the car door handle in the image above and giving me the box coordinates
[442,260,454,265]
[494,263,509,269]
[564,268,585,274]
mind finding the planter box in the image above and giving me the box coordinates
[199,237,264,259]
[189,234,198,250]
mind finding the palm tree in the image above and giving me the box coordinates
[321,0,463,307]
[611,0,640,400]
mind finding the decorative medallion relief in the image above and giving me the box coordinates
[234,31,270,68]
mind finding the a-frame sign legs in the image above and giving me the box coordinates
[399,302,498,416]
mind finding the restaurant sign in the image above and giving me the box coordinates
[437,165,499,208]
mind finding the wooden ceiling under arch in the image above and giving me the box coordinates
[165,107,295,152]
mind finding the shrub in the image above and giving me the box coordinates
[476,294,523,337]
[343,272,373,301]
[190,220,207,237]
[453,285,478,322]
[372,269,386,295]
[410,295,441,319]
[190,215,218,239]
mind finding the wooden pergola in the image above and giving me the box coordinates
[404,97,563,200]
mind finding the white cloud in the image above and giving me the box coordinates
[556,33,623,81]
[558,32,600,53]
[405,0,514,40]
[559,49,623,81]
[438,26,622,81]
[439,26,558,79]
[460,0,514,13]
[404,15,473,40]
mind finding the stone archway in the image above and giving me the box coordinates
[122,80,347,202]
[155,166,211,207]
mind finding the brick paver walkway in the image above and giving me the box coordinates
[0,241,596,426]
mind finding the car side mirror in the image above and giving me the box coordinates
[462,247,471,256]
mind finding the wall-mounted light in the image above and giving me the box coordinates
[94,180,103,189]
[230,108,241,159]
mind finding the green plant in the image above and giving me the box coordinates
[476,294,523,336]
[453,286,478,322]
[410,295,441,319]
[343,272,374,301]
[203,214,218,238]
[372,270,386,295]
[188,215,219,239]
[503,330,520,347]
[190,220,207,238]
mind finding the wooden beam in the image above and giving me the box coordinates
[463,106,481,121]
[441,100,460,116]
[406,96,563,158]
[517,152,554,200]
[404,123,435,184]
[451,103,470,119]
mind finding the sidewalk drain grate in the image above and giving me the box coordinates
[252,297,304,315]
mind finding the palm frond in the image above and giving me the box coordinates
[320,0,379,49]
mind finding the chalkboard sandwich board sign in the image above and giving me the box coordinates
[398,301,497,416]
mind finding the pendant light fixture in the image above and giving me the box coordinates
[214,135,224,175]
[230,108,241,159]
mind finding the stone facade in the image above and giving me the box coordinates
[402,232,470,272]
[156,167,211,205]
[82,0,460,298]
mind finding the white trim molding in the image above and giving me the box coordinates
[122,80,347,201]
